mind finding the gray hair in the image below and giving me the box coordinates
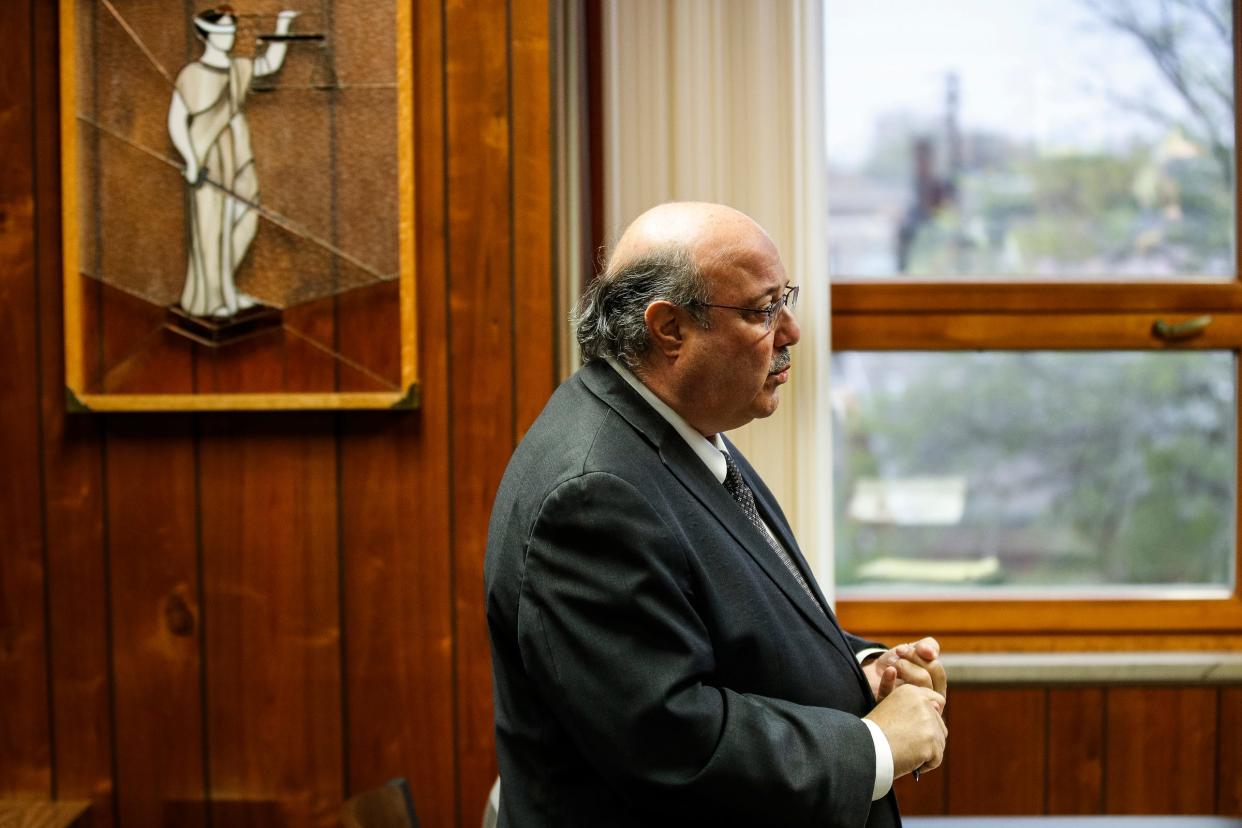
[573,246,712,368]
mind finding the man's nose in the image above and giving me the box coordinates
[774,304,800,347]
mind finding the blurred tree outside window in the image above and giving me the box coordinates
[827,0,1241,612]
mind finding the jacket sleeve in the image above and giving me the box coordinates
[516,471,877,827]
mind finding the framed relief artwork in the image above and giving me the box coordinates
[60,1,417,411]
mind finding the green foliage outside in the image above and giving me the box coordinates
[833,352,1235,590]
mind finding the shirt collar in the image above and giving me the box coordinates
[604,357,729,484]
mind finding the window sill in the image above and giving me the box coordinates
[943,651,1242,685]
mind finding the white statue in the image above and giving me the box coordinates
[167,6,298,319]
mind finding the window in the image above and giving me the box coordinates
[827,0,1242,636]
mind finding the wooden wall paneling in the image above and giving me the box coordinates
[832,311,1242,352]
[944,688,1046,815]
[831,280,1242,314]
[1217,687,1242,816]
[891,768,946,816]
[34,0,114,820]
[93,7,211,811]
[340,1,456,825]
[839,596,1242,638]
[911,633,1242,654]
[104,417,204,827]
[511,0,556,439]
[198,415,343,826]
[0,0,51,797]
[1047,687,1105,814]
[446,0,513,822]
[1105,686,1217,814]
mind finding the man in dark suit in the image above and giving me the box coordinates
[485,202,947,827]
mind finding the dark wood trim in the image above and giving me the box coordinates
[833,311,1242,349]
[945,689,1047,814]
[584,0,604,283]
[34,1,114,820]
[512,0,557,439]
[445,0,514,820]
[833,281,1242,314]
[104,417,205,827]
[0,0,52,799]
[838,595,1242,637]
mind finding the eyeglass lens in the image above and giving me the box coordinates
[767,285,799,329]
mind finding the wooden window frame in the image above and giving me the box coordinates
[832,0,1242,644]
[833,285,1242,640]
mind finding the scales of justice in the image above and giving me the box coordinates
[165,5,334,347]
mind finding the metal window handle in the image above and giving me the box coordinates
[1151,315,1212,342]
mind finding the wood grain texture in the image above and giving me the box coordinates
[445,0,513,820]
[199,415,343,827]
[833,281,1242,314]
[340,3,456,825]
[104,417,204,827]
[1218,687,1242,816]
[0,800,90,828]
[837,596,1242,638]
[1047,688,1105,814]
[0,0,51,797]
[1105,686,1217,814]
[34,1,113,818]
[511,0,556,439]
[944,688,1046,814]
[860,633,1242,653]
[833,311,1242,351]
[891,769,946,816]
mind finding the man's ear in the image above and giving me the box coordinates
[644,300,684,359]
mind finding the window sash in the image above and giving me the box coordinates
[836,595,1242,636]
[833,295,1242,634]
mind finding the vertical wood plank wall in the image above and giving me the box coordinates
[1,1,552,826]
[2,3,1241,827]
[892,686,1242,818]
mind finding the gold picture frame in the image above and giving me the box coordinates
[60,1,417,411]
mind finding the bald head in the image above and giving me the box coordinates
[608,202,775,278]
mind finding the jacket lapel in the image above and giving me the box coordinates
[733,447,872,688]
[579,362,853,655]
[732,444,837,623]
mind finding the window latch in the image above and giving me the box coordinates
[1151,315,1212,342]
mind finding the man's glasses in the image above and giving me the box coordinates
[692,284,799,332]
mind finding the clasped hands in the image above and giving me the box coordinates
[862,637,948,781]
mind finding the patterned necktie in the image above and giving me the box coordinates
[722,452,825,615]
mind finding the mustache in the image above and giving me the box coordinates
[769,348,791,374]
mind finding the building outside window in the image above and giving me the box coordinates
[826,0,1242,636]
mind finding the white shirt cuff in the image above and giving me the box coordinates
[855,647,886,664]
[861,718,894,801]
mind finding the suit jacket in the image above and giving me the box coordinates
[485,360,901,827]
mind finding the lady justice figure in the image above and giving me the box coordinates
[168,6,298,319]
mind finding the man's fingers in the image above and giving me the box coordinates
[893,657,934,690]
[897,639,948,698]
[920,688,947,715]
[927,659,948,698]
[877,665,897,700]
